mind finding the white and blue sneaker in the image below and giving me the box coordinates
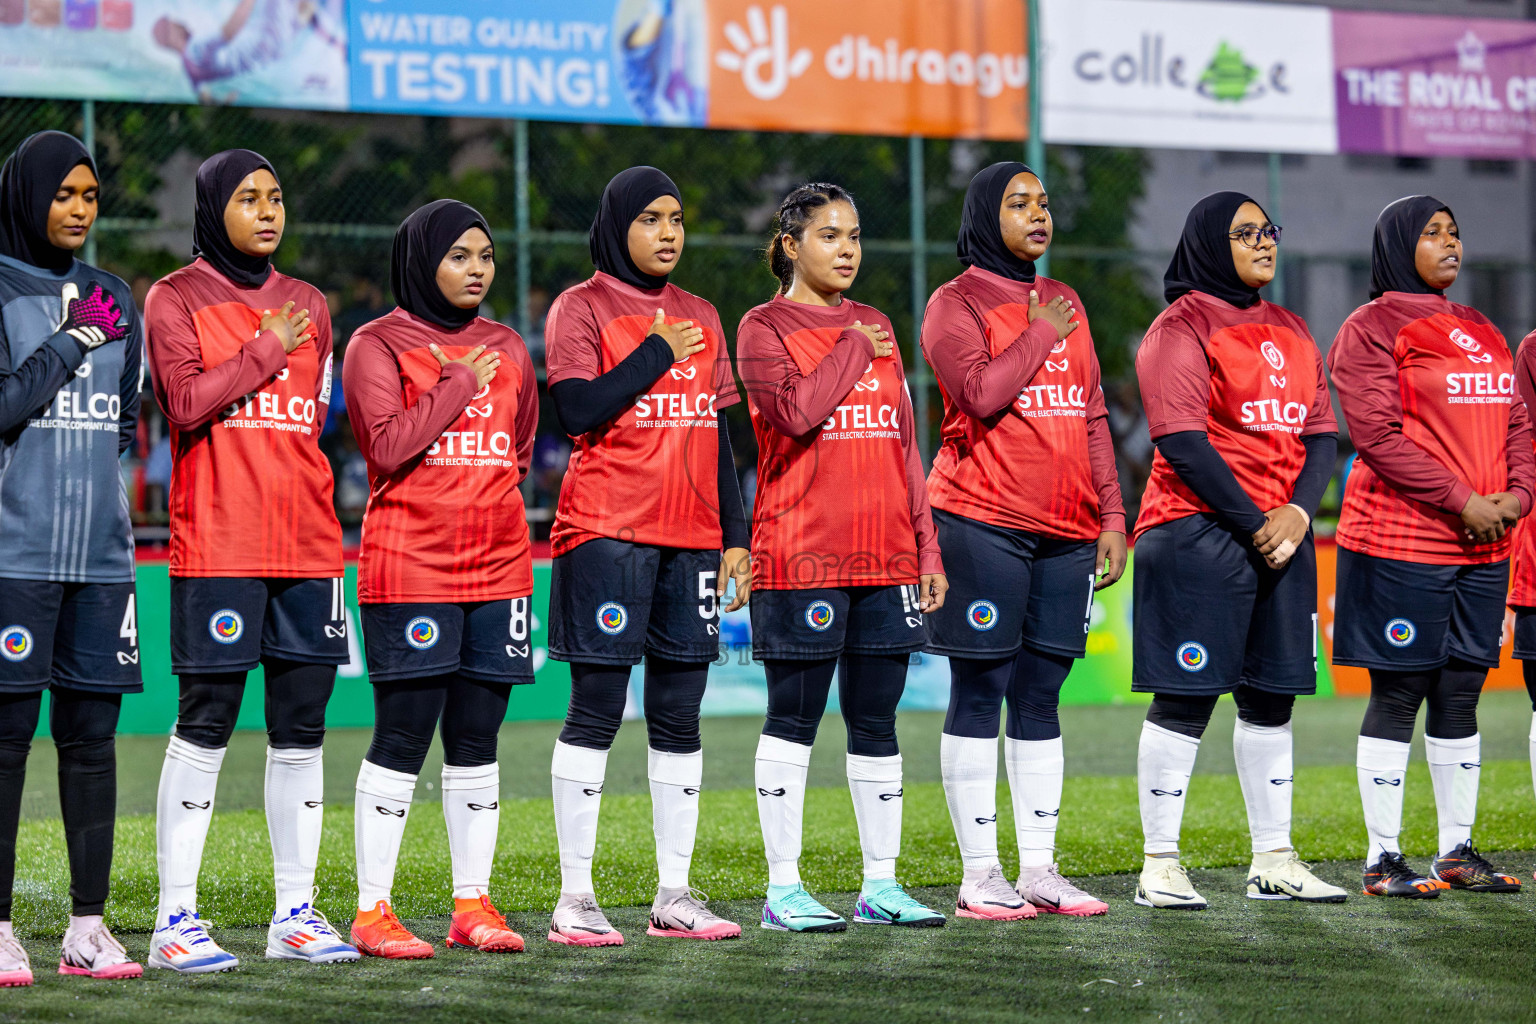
[760,884,846,933]
[854,880,945,928]
[267,901,361,963]
[147,907,239,974]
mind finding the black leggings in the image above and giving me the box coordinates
[558,657,710,754]
[763,653,908,757]
[0,689,121,919]
[1360,659,1486,743]
[943,647,1074,741]
[1523,659,1536,710]
[366,673,512,774]
[174,659,336,750]
[1145,685,1296,739]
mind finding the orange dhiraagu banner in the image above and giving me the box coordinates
[706,0,1028,139]
[1315,541,1526,697]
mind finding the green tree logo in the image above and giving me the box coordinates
[1197,41,1260,102]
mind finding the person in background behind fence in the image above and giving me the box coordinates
[921,161,1124,922]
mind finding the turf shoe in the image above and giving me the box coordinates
[148,908,239,973]
[647,887,741,940]
[1361,852,1441,898]
[266,902,361,963]
[447,895,525,952]
[59,920,141,979]
[955,865,1035,921]
[1245,850,1348,903]
[1430,842,1522,893]
[547,893,624,947]
[760,884,847,933]
[854,880,945,928]
[1018,864,1110,916]
[1135,856,1207,910]
[350,901,434,959]
[0,927,30,987]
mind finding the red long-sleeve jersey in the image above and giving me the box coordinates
[144,259,342,578]
[1509,331,1536,606]
[738,293,941,589]
[344,308,537,603]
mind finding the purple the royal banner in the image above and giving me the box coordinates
[1334,10,1536,159]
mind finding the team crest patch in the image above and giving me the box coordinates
[1384,618,1416,648]
[208,610,244,645]
[967,600,999,631]
[805,600,835,632]
[1176,641,1208,673]
[596,602,628,636]
[0,626,33,662]
[405,617,440,649]
[1261,339,1285,371]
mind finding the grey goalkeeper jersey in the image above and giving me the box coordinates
[0,253,141,583]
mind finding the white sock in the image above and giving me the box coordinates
[1137,721,1199,856]
[442,762,500,900]
[265,746,325,918]
[354,759,416,910]
[755,735,812,887]
[63,914,101,944]
[1233,719,1293,853]
[551,740,608,895]
[0,921,13,942]
[1357,735,1410,864]
[1425,733,1480,856]
[1528,712,1535,807]
[648,748,702,890]
[940,733,999,875]
[155,735,226,928]
[1005,736,1065,870]
[847,753,903,881]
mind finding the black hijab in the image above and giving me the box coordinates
[390,199,491,330]
[0,130,96,272]
[1370,195,1454,300]
[193,149,279,288]
[1163,191,1269,309]
[957,160,1041,283]
[588,166,681,291]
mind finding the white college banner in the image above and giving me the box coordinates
[1039,0,1337,153]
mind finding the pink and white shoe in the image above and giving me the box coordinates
[548,894,624,947]
[647,888,741,940]
[0,926,31,986]
[956,865,1036,921]
[1017,864,1109,917]
[59,919,142,979]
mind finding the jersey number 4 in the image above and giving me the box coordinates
[117,594,139,665]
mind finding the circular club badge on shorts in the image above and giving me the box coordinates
[405,616,440,650]
[804,600,835,632]
[0,625,33,662]
[1384,618,1417,648]
[966,600,999,631]
[1176,641,1208,673]
[208,609,244,645]
[595,602,628,636]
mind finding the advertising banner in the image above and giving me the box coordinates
[0,0,349,109]
[1038,0,1336,154]
[1333,10,1536,160]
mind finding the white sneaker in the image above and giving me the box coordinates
[267,902,362,963]
[1017,864,1110,917]
[0,927,31,987]
[955,865,1035,921]
[547,893,623,947]
[59,918,141,979]
[1246,850,1348,903]
[1134,856,1207,910]
[148,907,239,973]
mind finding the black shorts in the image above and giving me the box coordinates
[362,597,535,684]
[751,584,928,660]
[926,509,1096,659]
[1513,608,1536,660]
[1333,549,1507,671]
[171,577,349,675]
[0,579,142,694]
[1132,514,1317,697]
[548,539,721,666]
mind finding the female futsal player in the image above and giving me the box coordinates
[1132,192,1345,910]
[923,161,1124,920]
[738,182,947,932]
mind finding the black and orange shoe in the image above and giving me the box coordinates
[1362,852,1441,898]
[1430,842,1522,893]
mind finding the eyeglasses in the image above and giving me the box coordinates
[1228,224,1282,249]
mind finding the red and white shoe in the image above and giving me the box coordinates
[1018,864,1109,917]
[0,926,31,987]
[59,919,142,979]
[447,895,524,953]
[647,888,741,940]
[548,894,624,947]
[956,865,1036,921]
[350,901,434,959]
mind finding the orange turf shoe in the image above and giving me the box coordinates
[446,895,525,953]
[350,901,434,959]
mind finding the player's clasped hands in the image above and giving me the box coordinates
[1460,491,1520,544]
[261,300,311,354]
[850,320,892,358]
[1253,504,1310,569]
[430,342,499,390]
[651,308,706,361]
